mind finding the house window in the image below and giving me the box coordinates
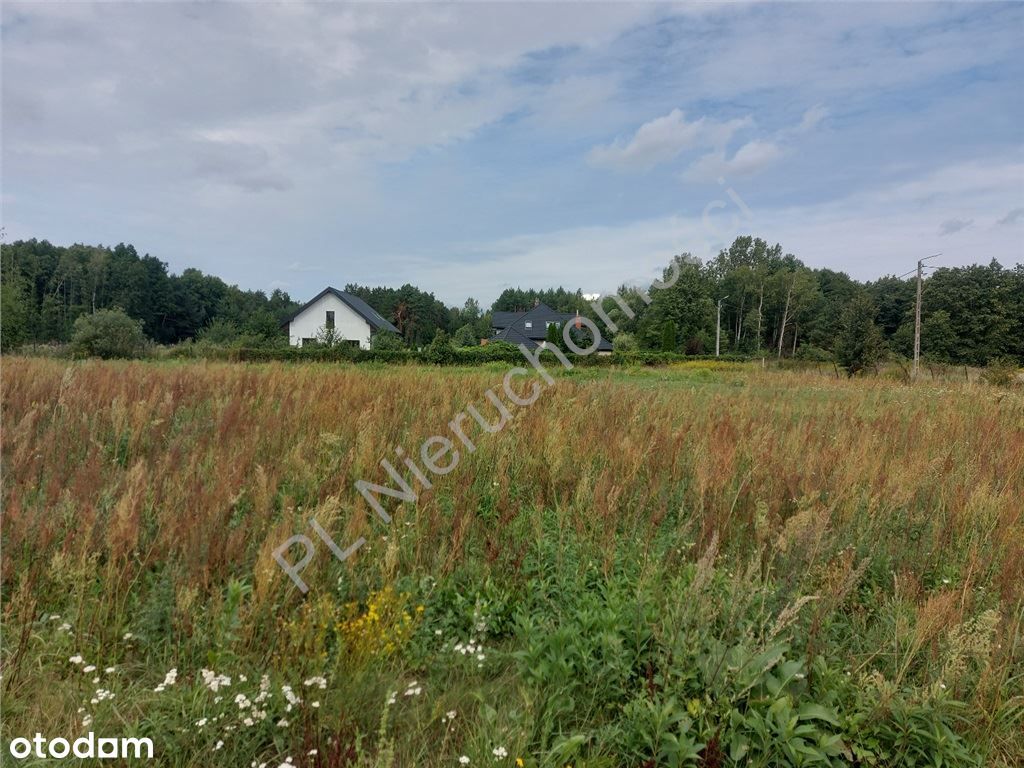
[524,321,532,329]
[302,337,317,346]
[325,310,335,329]
[546,321,559,329]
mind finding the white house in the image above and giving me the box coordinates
[283,287,399,349]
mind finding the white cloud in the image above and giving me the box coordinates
[405,155,1024,304]
[685,140,785,181]
[795,105,829,134]
[587,109,749,171]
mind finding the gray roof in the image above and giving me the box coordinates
[283,287,399,333]
[491,302,612,351]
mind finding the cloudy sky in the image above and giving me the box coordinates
[3,2,1022,306]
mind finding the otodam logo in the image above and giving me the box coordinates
[7,733,153,760]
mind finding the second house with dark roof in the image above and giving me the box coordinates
[283,287,399,349]
[491,301,612,352]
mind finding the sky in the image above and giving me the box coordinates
[2,2,1022,307]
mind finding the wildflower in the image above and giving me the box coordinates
[311,701,320,708]
[493,747,508,759]
[201,668,231,692]
[235,693,252,710]
[104,667,115,674]
[49,614,61,621]
[58,622,72,633]
[386,691,397,705]
[69,655,84,665]
[308,750,318,756]
[516,760,524,767]
[82,714,93,727]
[303,675,327,689]
[83,665,96,673]
[195,718,208,728]
[460,758,471,765]
[154,668,177,692]
[445,710,457,721]
[277,718,290,728]
[243,717,254,727]
[122,632,134,640]
[214,740,224,751]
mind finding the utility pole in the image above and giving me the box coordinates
[716,295,728,357]
[913,254,940,379]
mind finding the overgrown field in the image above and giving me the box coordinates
[2,358,1022,767]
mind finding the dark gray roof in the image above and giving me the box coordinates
[492,303,612,352]
[491,311,522,329]
[492,326,541,350]
[282,287,399,333]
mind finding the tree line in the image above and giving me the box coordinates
[2,236,1021,366]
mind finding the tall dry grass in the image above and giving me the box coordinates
[2,357,1022,764]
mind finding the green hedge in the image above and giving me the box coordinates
[164,342,752,367]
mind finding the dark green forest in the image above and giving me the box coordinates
[2,236,1021,365]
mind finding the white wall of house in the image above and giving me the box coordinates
[288,293,373,349]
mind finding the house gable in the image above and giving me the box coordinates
[285,287,397,349]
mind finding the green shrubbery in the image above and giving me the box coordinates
[70,308,148,359]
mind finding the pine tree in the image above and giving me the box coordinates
[835,294,884,376]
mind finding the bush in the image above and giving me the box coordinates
[196,318,241,346]
[453,324,478,348]
[370,331,406,351]
[981,357,1019,387]
[613,332,639,353]
[794,345,834,362]
[70,308,147,359]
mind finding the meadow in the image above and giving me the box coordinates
[2,357,1022,767]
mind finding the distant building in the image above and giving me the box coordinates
[490,301,612,352]
[282,287,398,349]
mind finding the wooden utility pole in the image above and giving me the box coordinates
[913,254,940,379]
[716,295,728,357]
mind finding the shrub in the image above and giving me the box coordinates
[424,329,455,364]
[370,331,406,351]
[613,332,639,353]
[70,308,147,359]
[452,324,478,348]
[980,357,1019,387]
[196,318,241,346]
